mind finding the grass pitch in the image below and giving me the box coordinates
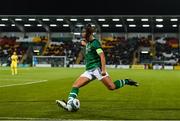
[0,67,180,120]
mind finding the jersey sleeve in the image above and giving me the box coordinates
[92,39,102,49]
[92,39,103,55]
[16,56,18,60]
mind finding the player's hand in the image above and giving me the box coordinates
[81,40,87,46]
[101,71,106,76]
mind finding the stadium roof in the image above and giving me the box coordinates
[1,0,180,15]
[0,15,180,33]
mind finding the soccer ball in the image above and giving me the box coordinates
[67,98,80,112]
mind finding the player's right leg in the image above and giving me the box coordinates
[56,100,68,110]
[11,64,14,75]
[56,75,91,111]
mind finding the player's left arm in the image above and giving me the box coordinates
[93,40,106,76]
[16,56,19,63]
[96,48,106,76]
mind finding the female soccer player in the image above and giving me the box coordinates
[56,24,139,111]
[11,51,18,75]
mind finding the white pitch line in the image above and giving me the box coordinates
[0,117,54,120]
[0,79,34,80]
[0,80,48,88]
[0,117,155,121]
[0,68,30,70]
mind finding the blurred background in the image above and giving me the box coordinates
[0,15,179,70]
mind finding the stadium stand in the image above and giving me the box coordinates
[0,34,179,68]
[44,38,82,65]
[0,35,47,66]
[154,37,179,65]
[0,16,179,69]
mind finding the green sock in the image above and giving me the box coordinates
[124,79,129,84]
[114,80,126,89]
[68,87,79,100]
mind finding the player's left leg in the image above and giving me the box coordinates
[101,76,139,90]
[14,64,17,75]
[93,68,138,90]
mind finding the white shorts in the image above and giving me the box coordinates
[80,67,109,80]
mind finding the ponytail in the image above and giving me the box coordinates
[85,24,94,41]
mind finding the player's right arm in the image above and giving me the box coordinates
[81,40,87,46]
[11,55,13,62]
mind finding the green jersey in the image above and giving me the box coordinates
[85,39,102,70]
